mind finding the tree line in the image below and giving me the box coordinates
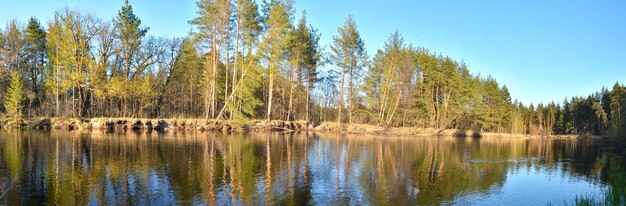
[0,0,624,137]
[509,83,626,138]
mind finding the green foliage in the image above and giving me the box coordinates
[330,15,367,76]
[4,71,24,121]
[116,0,148,47]
[230,0,264,119]
[234,63,263,117]
[190,0,230,41]
[23,17,47,94]
[154,38,203,117]
[608,83,626,138]
[191,0,233,119]
[285,11,322,121]
[364,32,416,125]
[360,32,515,131]
[330,15,367,123]
[263,0,294,69]
[291,11,321,86]
[262,0,294,120]
[237,0,262,46]
[477,78,508,131]
[0,1,623,136]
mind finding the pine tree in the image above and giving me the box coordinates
[229,0,262,120]
[191,0,232,120]
[330,15,367,123]
[23,17,47,116]
[215,0,265,121]
[609,82,626,138]
[4,71,24,123]
[262,0,293,121]
[365,32,416,125]
[116,0,149,117]
[288,11,321,121]
[301,14,321,122]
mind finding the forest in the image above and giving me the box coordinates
[0,0,624,138]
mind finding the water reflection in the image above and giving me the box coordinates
[0,131,622,205]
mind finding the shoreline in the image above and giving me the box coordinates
[0,117,587,139]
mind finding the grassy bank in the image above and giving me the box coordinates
[0,117,586,139]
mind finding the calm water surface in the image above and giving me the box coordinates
[0,131,623,205]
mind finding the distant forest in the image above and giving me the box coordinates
[0,0,624,137]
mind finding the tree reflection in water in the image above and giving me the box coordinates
[0,130,622,205]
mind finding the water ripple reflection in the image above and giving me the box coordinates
[0,131,620,205]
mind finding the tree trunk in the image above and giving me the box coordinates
[215,32,273,121]
[305,79,311,122]
[338,70,345,123]
[348,72,353,124]
[387,90,403,125]
[210,30,219,120]
[379,81,388,125]
[224,46,229,119]
[288,65,295,121]
[267,64,274,121]
[205,53,212,120]
[232,25,240,120]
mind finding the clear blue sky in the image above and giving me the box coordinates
[1,0,625,105]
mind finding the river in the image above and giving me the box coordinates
[0,131,623,205]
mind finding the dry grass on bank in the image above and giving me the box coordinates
[0,117,585,139]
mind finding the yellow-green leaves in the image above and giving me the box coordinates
[4,71,24,121]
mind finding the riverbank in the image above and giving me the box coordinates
[0,117,584,139]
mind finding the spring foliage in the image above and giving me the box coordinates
[0,0,623,142]
[4,71,24,121]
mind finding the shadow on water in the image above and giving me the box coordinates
[563,155,626,206]
[0,130,624,205]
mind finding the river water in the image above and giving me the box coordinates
[0,131,622,205]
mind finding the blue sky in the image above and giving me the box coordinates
[1,0,625,105]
